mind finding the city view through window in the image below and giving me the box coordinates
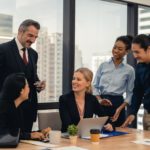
[75,0,127,77]
[0,0,63,103]
[0,0,150,130]
[0,0,150,120]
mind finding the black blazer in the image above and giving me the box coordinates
[0,100,30,140]
[59,91,107,132]
[0,39,39,121]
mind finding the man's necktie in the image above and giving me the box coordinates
[21,48,28,65]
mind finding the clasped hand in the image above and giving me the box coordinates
[100,99,112,106]
[31,127,51,140]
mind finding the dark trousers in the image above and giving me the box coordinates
[101,95,125,127]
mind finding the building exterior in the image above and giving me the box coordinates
[92,55,111,77]
[36,29,62,102]
[75,45,83,69]
[138,7,150,34]
[0,13,13,43]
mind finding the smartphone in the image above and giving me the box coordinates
[42,138,49,143]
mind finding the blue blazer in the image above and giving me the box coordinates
[59,91,107,132]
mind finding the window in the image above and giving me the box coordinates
[0,0,63,103]
[75,0,127,77]
[138,6,150,34]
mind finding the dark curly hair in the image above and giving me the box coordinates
[0,73,26,102]
[116,35,133,51]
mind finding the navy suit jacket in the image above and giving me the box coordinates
[0,39,39,121]
[59,91,107,132]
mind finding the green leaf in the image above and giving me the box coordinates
[67,124,78,136]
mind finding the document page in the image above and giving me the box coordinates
[20,140,57,148]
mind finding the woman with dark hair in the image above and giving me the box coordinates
[93,35,135,127]
[59,68,114,132]
[0,73,48,140]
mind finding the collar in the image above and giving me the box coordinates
[108,57,125,67]
[15,37,24,50]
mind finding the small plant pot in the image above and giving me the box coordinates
[69,135,78,145]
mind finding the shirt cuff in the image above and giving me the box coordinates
[125,94,132,105]
[92,88,101,96]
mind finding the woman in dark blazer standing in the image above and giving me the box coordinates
[59,68,113,132]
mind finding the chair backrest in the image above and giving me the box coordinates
[38,111,61,130]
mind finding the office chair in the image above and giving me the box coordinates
[38,111,61,130]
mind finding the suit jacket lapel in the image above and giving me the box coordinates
[11,40,24,72]
[143,64,150,87]
[69,92,80,121]
[84,93,88,117]
[28,49,36,80]
[143,64,150,90]
[28,49,33,66]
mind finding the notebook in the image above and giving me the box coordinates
[101,130,128,138]
[77,116,108,138]
[81,130,128,140]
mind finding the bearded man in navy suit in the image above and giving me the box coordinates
[0,19,46,136]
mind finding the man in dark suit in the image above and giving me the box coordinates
[0,19,46,135]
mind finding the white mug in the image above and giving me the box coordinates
[49,130,61,144]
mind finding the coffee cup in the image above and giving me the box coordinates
[90,129,100,144]
[49,130,61,144]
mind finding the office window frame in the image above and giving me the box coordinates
[37,0,150,110]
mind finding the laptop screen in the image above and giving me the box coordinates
[77,116,108,138]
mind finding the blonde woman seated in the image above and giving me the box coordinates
[59,68,114,132]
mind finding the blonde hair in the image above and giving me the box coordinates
[75,68,93,94]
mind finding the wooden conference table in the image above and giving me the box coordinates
[1,128,150,150]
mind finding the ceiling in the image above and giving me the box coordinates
[121,0,150,6]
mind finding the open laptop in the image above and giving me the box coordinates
[77,116,109,138]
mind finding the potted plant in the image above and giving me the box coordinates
[67,124,78,144]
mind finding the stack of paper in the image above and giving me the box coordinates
[51,146,88,150]
[20,140,57,148]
